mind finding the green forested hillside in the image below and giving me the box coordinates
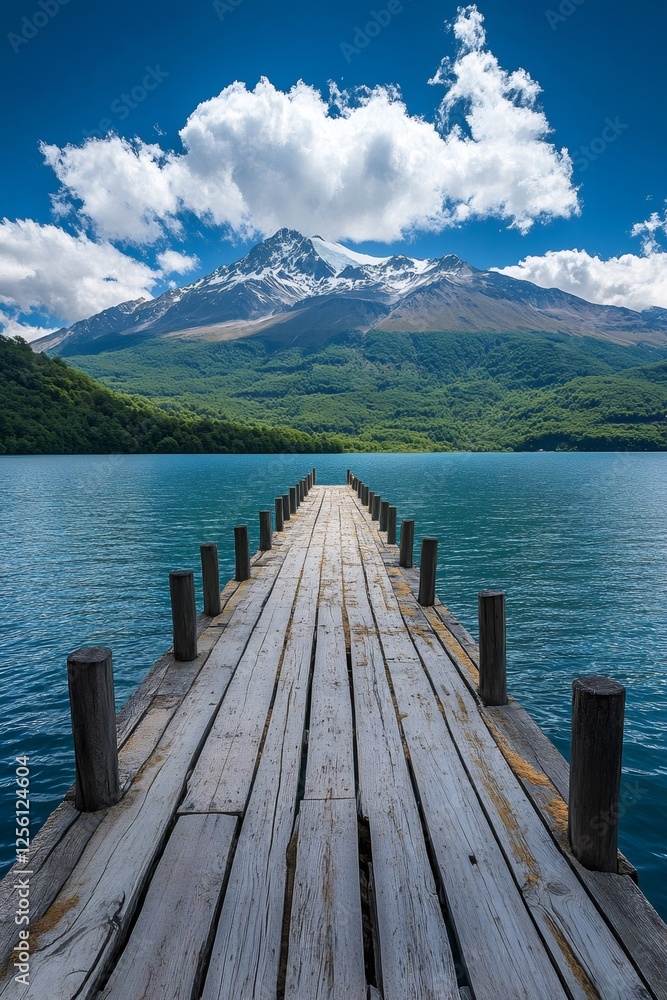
[0,337,340,454]
[61,330,667,452]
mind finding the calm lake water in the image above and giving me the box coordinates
[0,452,665,917]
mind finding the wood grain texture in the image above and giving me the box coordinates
[284,798,365,1000]
[569,675,626,872]
[260,510,273,551]
[340,511,460,1000]
[2,485,662,1000]
[234,524,251,582]
[303,503,355,801]
[100,814,236,1000]
[284,499,364,1000]
[354,527,569,1000]
[374,549,654,999]
[169,570,197,661]
[201,543,222,617]
[483,699,638,882]
[201,498,327,1000]
[0,501,285,979]
[578,869,667,997]
[0,524,294,998]
[478,590,507,706]
[399,518,414,568]
[181,496,322,815]
[67,647,120,811]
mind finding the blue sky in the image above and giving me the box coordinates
[1,0,666,336]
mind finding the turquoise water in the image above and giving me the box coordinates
[0,453,665,919]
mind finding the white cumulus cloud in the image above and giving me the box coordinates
[631,211,667,255]
[156,249,199,274]
[495,245,667,312]
[41,5,578,247]
[0,310,58,343]
[0,220,159,334]
[42,138,181,245]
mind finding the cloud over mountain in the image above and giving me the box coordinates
[0,220,158,331]
[496,212,667,311]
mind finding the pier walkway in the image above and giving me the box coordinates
[1,482,666,999]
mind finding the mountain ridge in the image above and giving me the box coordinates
[32,229,667,355]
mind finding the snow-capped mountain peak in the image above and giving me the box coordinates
[310,235,393,274]
[31,228,667,355]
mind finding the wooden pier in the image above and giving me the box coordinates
[1,476,666,999]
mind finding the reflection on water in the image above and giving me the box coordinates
[0,452,665,916]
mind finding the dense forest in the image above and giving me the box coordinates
[62,329,667,452]
[0,337,341,454]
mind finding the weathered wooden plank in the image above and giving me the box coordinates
[180,496,323,815]
[340,514,459,1000]
[0,696,177,973]
[0,545,287,974]
[3,485,662,1000]
[0,509,314,998]
[283,498,364,1000]
[304,504,355,801]
[485,699,570,801]
[577,870,667,997]
[367,539,654,999]
[351,522,568,1000]
[115,604,232,746]
[484,703,664,988]
[201,501,327,1000]
[0,804,103,975]
[100,814,237,1000]
[284,798,365,1000]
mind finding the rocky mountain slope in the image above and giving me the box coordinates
[33,230,667,355]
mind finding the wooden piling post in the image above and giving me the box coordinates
[477,591,507,706]
[289,487,297,514]
[387,506,397,545]
[282,493,291,521]
[569,676,626,872]
[418,537,438,606]
[380,500,389,531]
[67,646,120,812]
[347,469,351,484]
[200,543,221,617]
[259,510,272,551]
[234,525,251,582]
[169,569,198,661]
[371,495,381,521]
[362,485,369,505]
[312,466,317,485]
[275,497,284,532]
[368,490,375,511]
[399,519,414,568]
